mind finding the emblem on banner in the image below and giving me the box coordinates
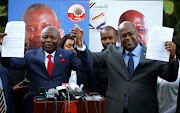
[67,4,86,22]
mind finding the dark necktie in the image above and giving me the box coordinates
[0,89,5,113]
[128,52,134,76]
[47,55,53,77]
[124,52,134,111]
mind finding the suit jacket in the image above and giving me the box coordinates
[8,69,28,113]
[1,47,91,113]
[0,64,15,113]
[94,66,108,96]
[91,44,179,113]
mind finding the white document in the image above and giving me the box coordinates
[146,26,174,62]
[2,21,25,58]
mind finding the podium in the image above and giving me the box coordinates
[34,97,106,113]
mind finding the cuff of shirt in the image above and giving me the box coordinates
[170,55,177,63]
[77,42,86,51]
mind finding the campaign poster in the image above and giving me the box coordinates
[89,0,163,52]
[8,0,89,49]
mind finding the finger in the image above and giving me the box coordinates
[21,86,29,88]
[165,41,172,46]
[74,24,81,30]
[70,33,79,38]
[2,33,7,37]
[23,80,30,82]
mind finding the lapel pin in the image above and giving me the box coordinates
[59,54,62,57]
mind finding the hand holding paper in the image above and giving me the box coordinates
[0,33,7,45]
[165,41,176,59]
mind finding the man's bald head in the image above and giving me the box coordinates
[118,21,136,34]
[41,26,60,39]
[41,26,60,54]
[118,10,148,46]
[118,21,139,51]
[22,3,57,21]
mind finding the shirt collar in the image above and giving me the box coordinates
[125,43,142,57]
[44,51,56,58]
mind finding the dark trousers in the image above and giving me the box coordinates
[123,109,128,113]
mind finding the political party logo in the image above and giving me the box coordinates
[67,4,86,22]
[64,102,77,113]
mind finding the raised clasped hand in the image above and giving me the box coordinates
[69,24,84,47]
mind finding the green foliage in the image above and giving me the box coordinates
[163,0,174,15]
[0,6,8,17]
[163,0,180,38]
[0,1,8,33]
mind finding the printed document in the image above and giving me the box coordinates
[2,21,25,58]
[146,26,174,62]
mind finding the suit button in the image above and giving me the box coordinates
[124,94,126,97]
[129,82,131,84]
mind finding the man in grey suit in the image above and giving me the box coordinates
[71,21,179,113]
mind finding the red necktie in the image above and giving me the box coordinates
[47,55,53,77]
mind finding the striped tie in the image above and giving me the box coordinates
[0,89,5,113]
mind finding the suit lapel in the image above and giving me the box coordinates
[37,48,49,76]
[115,47,129,81]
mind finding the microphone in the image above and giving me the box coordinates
[56,86,68,100]
[69,82,81,92]
[80,84,91,96]
[46,88,59,101]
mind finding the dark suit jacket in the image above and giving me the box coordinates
[8,70,28,113]
[0,64,15,113]
[91,44,179,113]
[1,47,91,113]
[94,66,108,96]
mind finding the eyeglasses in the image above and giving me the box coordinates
[120,31,137,39]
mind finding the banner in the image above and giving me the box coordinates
[8,0,89,49]
[89,0,163,52]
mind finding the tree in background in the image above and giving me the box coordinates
[0,0,8,33]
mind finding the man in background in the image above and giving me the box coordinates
[118,10,148,46]
[94,26,117,96]
[22,3,64,49]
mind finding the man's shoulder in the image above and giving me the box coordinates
[107,44,122,52]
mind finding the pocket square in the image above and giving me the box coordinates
[59,58,65,62]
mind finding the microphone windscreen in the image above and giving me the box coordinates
[70,82,80,92]
[48,88,59,96]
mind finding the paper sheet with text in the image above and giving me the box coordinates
[146,26,174,62]
[2,21,25,58]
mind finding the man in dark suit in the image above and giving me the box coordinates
[71,21,179,113]
[94,26,118,96]
[0,64,15,113]
[0,26,91,113]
